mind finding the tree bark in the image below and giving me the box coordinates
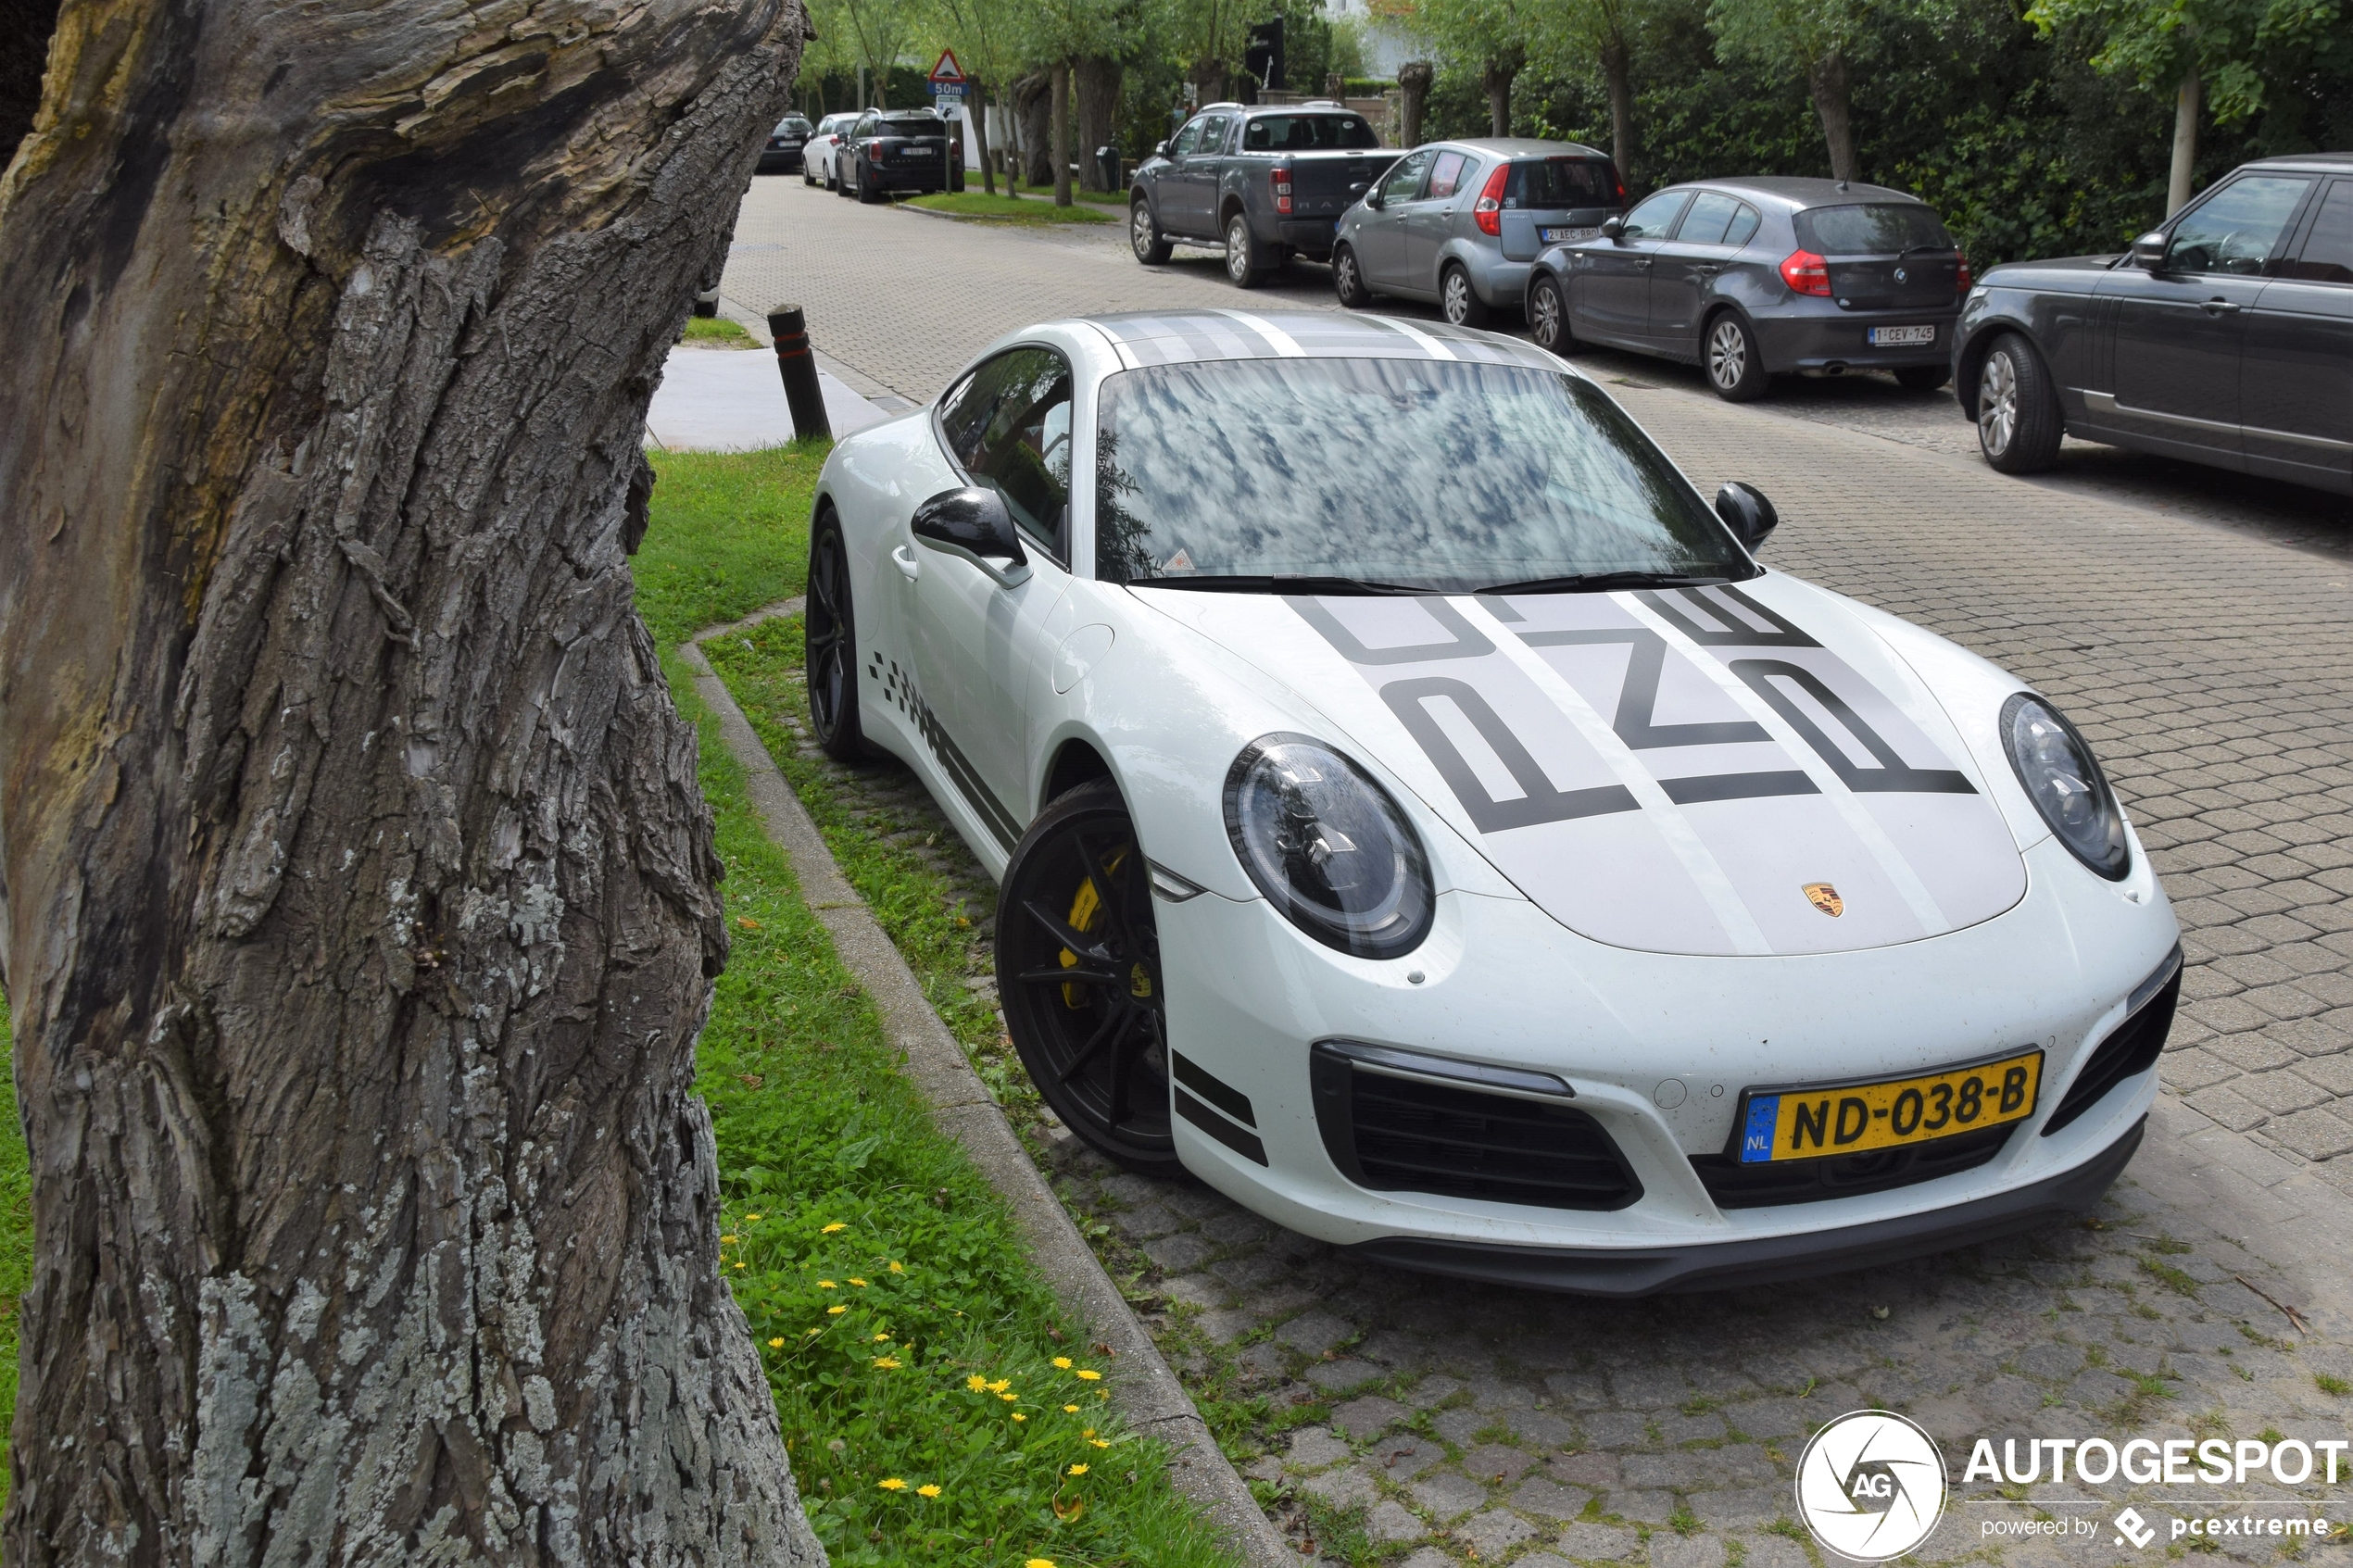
[1397,59,1433,148]
[1191,56,1228,107]
[1075,55,1124,193]
[1600,34,1635,187]
[0,2,828,1563]
[1808,49,1858,183]
[1015,72,1053,186]
[2168,69,2200,216]
[1480,49,1523,139]
[972,79,998,195]
[1051,58,1073,207]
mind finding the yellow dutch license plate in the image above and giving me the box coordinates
[1736,1050,2044,1164]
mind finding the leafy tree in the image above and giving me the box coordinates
[842,0,922,105]
[1706,0,1876,179]
[1413,0,1544,133]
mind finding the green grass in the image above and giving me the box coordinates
[639,448,1235,1568]
[681,316,760,347]
[0,995,23,1511]
[907,191,1115,224]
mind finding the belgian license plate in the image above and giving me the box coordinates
[1541,226,1600,244]
[1736,1049,2044,1163]
[1869,324,1937,346]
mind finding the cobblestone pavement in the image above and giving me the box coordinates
[713,176,2353,1563]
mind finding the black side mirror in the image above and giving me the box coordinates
[912,486,1028,582]
[1600,216,1626,242]
[2130,230,2167,271]
[1715,482,1778,551]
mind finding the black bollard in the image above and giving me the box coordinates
[767,305,833,443]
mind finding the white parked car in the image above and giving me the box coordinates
[803,309,2181,1295]
[802,111,860,189]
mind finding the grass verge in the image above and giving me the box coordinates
[907,192,1115,225]
[681,316,761,347]
[641,447,1234,1568]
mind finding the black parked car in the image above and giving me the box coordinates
[835,108,963,204]
[1955,153,2352,494]
[1527,178,1968,401]
[758,115,814,174]
[1128,103,1397,285]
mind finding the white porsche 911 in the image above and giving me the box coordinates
[802,308,2181,1296]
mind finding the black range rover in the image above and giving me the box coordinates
[1954,152,2352,495]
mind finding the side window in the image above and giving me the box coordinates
[1380,150,1432,205]
[1673,191,1744,245]
[1723,202,1762,247]
[937,348,1075,558]
[1190,115,1232,155]
[1619,190,1690,241]
[2284,179,2352,284]
[1167,120,1202,159]
[2165,176,2312,275]
[1427,150,1469,200]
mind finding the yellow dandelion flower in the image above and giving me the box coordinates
[999,1392,1018,1402]
[1075,1369,1101,1381]
[747,1212,763,1221]
[818,1281,837,1290]
[877,1477,908,1491]
[827,1305,847,1315]
[1052,1356,1073,1370]
[1067,1463,1088,1476]
[966,1374,989,1392]
[1063,1405,1080,1413]
[721,1235,739,1244]
[849,1278,868,1287]
[1090,1438,1110,1449]
[1011,1413,1026,1422]
[916,1484,941,1499]
[986,1379,1011,1394]
[873,1333,890,1342]
[768,1337,785,1348]
[1026,1560,1056,1568]
[804,1328,822,1337]
[733,1261,745,1269]
[822,1223,848,1234]
[873,1357,901,1370]
[887,1261,904,1273]
[1081,1429,1095,1439]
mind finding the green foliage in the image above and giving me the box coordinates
[681,317,760,346]
[2027,0,2351,128]
[0,995,26,1512]
[909,191,1118,221]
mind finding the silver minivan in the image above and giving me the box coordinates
[1332,138,1623,325]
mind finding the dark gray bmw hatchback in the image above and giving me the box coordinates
[1526,177,1969,401]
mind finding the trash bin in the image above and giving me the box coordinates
[1093,145,1123,191]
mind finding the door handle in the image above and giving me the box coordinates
[892,544,921,581]
[2201,298,2243,315]
[1693,265,1720,277]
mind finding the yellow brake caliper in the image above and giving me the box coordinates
[1061,845,1151,1008]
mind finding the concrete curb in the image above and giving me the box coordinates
[679,610,1296,1568]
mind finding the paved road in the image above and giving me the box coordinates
[715,175,2353,1566]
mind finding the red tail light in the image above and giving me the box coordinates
[1473,163,1510,236]
[1272,164,1293,215]
[869,142,886,164]
[1780,248,1831,296]
[1955,253,1972,293]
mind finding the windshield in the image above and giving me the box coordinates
[1505,158,1618,208]
[1094,358,1750,592]
[1797,203,1952,255]
[1241,115,1380,151]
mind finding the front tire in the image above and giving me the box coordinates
[1528,274,1572,355]
[1440,264,1491,328]
[1332,243,1373,307]
[1224,212,1266,289]
[998,781,1181,1177]
[1705,311,1769,402]
[1130,197,1174,264]
[1976,332,2064,473]
[804,510,870,764]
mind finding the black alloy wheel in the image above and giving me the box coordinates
[1528,274,1571,354]
[1976,332,2064,473]
[1704,311,1769,402]
[1440,263,1491,328]
[1130,197,1174,264]
[998,780,1181,1176]
[804,510,869,763]
[1895,364,1950,393]
[1332,244,1373,307]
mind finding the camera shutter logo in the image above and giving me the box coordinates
[1794,1410,1947,1561]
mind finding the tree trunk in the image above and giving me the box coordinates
[972,79,998,195]
[1051,59,1073,207]
[1075,55,1123,193]
[1480,50,1522,138]
[1600,34,1635,188]
[1192,56,1228,107]
[1396,59,1433,148]
[2168,69,2200,216]
[1808,49,1858,183]
[1016,72,1053,186]
[0,2,829,1563]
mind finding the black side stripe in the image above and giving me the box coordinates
[910,696,1023,849]
[1660,770,1820,804]
[1175,1088,1267,1166]
[1171,1052,1256,1128]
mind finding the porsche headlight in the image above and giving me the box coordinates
[2000,693,2129,881]
[1224,734,1434,959]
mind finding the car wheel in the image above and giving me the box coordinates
[804,509,871,764]
[1976,332,2064,473]
[998,779,1182,1177]
[1130,197,1174,264]
[1895,364,1950,393]
[1440,264,1491,328]
[1332,243,1373,307]
[833,164,849,196]
[1224,212,1265,289]
[1705,312,1769,402]
[857,167,882,204]
[1528,274,1572,354]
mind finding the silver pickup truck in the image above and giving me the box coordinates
[1128,103,1401,288]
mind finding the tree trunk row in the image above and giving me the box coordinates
[1397,59,1432,148]
[1051,59,1074,206]
[1808,49,1858,183]
[1600,36,1636,187]
[1075,55,1124,192]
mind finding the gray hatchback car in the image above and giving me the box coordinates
[1332,139,1623,326]
[1526,177,1969,400]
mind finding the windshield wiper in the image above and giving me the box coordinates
[1126,573,1435,596]
[1474,571,1734,596]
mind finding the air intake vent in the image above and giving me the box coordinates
[2043,948,2183,1137]
[1692,1123,2013,1209]
[1310,1042,1642,1210]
